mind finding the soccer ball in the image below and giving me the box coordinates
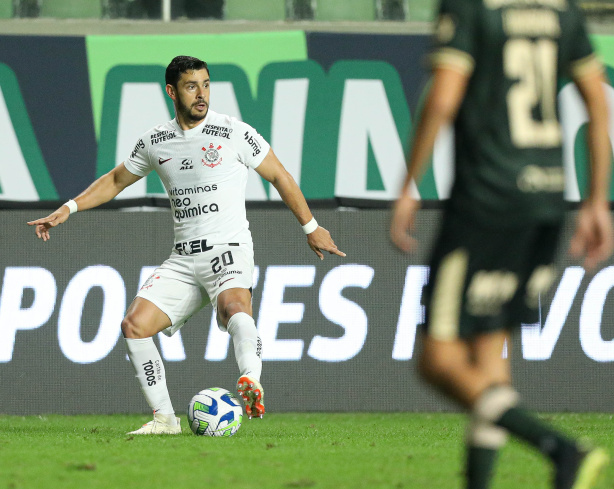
[187,387,243,437]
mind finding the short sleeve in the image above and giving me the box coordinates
[430,0,478,75]
[566,4,602,80]
[124,137,153,176]
[231,119,271,169]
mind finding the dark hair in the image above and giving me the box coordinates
[165,56,209,87]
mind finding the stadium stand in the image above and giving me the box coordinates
[39,0,102,18]
[407,0,433,22]
[7,0,610,22]
[224,0,285,21]
[0,2,12,18]
[315,0,375,21]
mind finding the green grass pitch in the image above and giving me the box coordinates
[0,413,611,489]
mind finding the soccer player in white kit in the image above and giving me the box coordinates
[28,56,346,434]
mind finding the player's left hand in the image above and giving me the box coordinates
[307,226,346,260]
[390,194,421,253]
[569,200,614,270]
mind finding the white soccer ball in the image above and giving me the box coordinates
[187,387,243,437]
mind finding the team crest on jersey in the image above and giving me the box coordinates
[140,274,160,290]
[202,143,223,168]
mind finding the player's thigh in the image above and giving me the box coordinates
[469,330,511,385]
[419,334,471,380]
[423,211,475,341]
[217,287,253,324]
[194,243,255,329]
[134,257,208,335]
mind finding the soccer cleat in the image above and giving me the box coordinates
[236,376,265,419]
[555,445,609,489]
[127,412,182,435]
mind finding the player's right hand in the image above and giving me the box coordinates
[27,206,71,241]
[390,194,421,253]
[569,200,614,270]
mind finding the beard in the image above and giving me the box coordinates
[177,96,208,123]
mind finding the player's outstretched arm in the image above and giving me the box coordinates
[27,163,142,241]
[391,66,469,253]
[255,150,346,260]
[569,67,614,269]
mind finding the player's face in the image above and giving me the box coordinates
[171,69,210,126]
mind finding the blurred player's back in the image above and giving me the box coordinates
[436,0,600,223]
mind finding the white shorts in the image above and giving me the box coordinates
[136,243,254,335]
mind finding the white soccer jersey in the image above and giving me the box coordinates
[124,109,270,246]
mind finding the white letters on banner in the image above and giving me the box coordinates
[558,81,614,202]
[335,79,407,200]
[579,266,614,361]
[269,78,309,201]
[4,75,614,202]
[308,264,373,362]
[0,267,56,361]
[115,83,170,198]
[392,266,429,360]
[1,264,614,363]
[209,81,268,201]
[0,87,40,200]
[257,265,315,360]
[520,266,585,360]
[57,266,124,364]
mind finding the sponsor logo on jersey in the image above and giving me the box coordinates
[202,124,232,139]
[179,158,194,170]
[150,130,176,144]
[213,269,243,288]
[174,202,220,222]
[130,139,145,159]
[175,238,214,255]
[202,143,223,168]
[243,131,262,157]
[517,165,565,193]
[168,184,217,196]
[466,270,519,316]
[158,157,172,165]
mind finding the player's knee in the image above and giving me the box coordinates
[219,301,249,325]
[484,368,510,387]
[473,384,519,423]
[121,315,147,339]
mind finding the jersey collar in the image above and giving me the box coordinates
[172,110,211,138]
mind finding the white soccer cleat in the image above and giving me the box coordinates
[236,376,265,419]
[128,412,182,435]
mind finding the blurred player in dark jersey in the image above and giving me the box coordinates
[391,0,612,488]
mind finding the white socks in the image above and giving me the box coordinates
[125,337,177,424]
[124,313,261,421]
[227,312,262,381]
